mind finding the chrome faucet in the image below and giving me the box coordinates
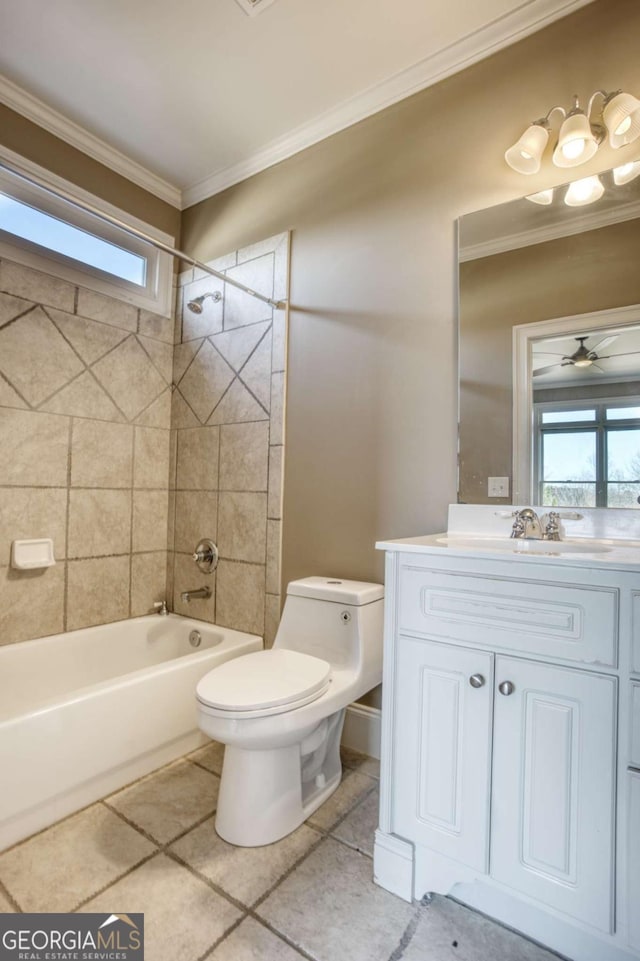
[153,600,169,616]
[510,508,543,539]
[180,585,212,603]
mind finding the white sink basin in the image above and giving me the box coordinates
[435,536,612,555]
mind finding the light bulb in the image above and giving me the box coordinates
[613,161,640,185]
[573,358,593,368]
[505,123,550,174]
[616,116,632,136]
[564,175,604,206]
[561,138,586,160]
[525,189,554,205]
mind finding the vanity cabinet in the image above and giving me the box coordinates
[393,635,616,932]
[375,527,640,961]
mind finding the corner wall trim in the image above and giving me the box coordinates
[0,74,181,209]
[1,0,594,210]
[342,703,381,759]
[181,0,595,206]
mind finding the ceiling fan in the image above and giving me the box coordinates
[532,334,640,377]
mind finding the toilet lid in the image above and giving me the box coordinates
[196,649,332,713]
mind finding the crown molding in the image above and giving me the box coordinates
[459,197,640,261]
[1,0,595,211]
[0,74,181,209]
[182,0,596,207]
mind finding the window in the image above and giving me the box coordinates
[0,158,173,316]
[535,400,640,508]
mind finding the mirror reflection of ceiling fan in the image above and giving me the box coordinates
[532,334,640,376]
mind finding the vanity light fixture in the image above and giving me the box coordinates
[564,174,605,207]
[506,89,640,175]
[613,160,640,185]
[525,188,554,206]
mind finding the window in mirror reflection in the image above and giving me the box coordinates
[535,401,640,508]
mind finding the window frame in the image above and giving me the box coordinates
[534,397,640,507]
[0,151,174,317]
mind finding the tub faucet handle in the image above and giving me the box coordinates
[192,539,219,573]
[153,600,169,616]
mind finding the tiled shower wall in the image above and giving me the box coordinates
[0,232,288,648]
[0,258,174,645]
[169,233,288,646]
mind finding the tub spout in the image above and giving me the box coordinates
[181,586,212,603]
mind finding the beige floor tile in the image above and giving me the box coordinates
[206,917,306,961]
[171,819,320,907]
[307,770,376,831]
[81,853,241,961]
[257,837,415,961]
[189,740,226,775]
[107,760,220,844]
[331,785,379,857]
[401,895,557,961]
[341,745,380,779]
[0,804,155,912]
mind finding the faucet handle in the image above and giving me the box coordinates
[153,600,169,615]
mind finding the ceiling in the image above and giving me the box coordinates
[0,0,592,208]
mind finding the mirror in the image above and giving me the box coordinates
[458,163,640,507]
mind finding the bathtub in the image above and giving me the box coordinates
[0,614,262,850]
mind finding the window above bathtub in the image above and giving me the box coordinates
[0,151,173,317]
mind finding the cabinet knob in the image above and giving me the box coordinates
[498,680,515,696]
[469,673,485,688]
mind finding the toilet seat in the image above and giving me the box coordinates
[196,649,332,719]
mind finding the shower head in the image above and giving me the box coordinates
[186,291,222,314]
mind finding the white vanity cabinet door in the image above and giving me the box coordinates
[627,771,640,951]
[491,656,616,933]
[392,637,493,872]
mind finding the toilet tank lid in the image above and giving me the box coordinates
[286,576,384,605]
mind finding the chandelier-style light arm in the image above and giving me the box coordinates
[587,89,618,119]
[541,104,567,125]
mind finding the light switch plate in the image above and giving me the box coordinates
[488,476,509,498]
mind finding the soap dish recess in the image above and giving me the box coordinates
[11,538,56,570]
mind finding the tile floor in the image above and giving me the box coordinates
[0,743,560,961]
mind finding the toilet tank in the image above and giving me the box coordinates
[274,577,384,686]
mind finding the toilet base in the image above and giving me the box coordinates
[215,710,345,846]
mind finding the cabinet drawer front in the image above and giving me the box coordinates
[398,566,617,666]
[631,683,640,768]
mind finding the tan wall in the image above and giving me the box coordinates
[459,218,640,503]
[0,104,180,240]
[181,0,640,588]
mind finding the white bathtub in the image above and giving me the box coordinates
[0,615,262,850]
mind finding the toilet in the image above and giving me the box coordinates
[196,576,384,846]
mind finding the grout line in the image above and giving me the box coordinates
[135,332,172,385]
[0,302,40,333]
[71,851,159,913]
[0,878,23,913]
[0,367,34,409]
[63,418,73,631]
[386,904,424,961]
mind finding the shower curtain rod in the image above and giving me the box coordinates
[0,160,286,311]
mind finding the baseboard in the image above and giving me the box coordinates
[341,703,381,759]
